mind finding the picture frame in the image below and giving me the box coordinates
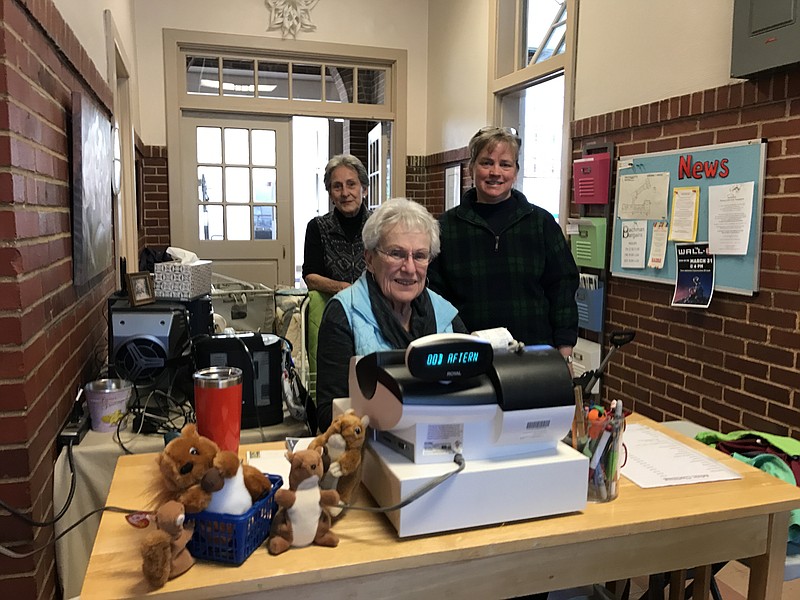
[127,272,156,307]
[71,91,114,286]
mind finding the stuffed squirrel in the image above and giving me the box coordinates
[150,424,271,514]
[267,446,340,555]
[308,409,369,516]
[141,500,195,588]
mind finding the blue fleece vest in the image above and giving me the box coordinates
[335,274,457,355]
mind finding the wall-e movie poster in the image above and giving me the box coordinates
[672,242,714,308]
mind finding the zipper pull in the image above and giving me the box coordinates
[495,236,500,251]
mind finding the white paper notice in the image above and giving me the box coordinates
[617,172,670,220]
[668,187,699,242]
[708,181,754,255]
[621,424,741,488]
[620,220,646,268]
[648,221,668,269]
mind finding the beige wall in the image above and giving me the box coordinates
[575,0,736,120]
[52,0,741,154]
[52,0,137,78]
[52,0,140,124]
[131,0,430,153]
[426,0,490,155]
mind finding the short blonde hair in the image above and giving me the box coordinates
[468,126,521,171]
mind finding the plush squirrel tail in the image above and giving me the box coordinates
[141,529,172,588]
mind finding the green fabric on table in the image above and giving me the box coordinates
[731,452,800,543]
[696,429,800,456]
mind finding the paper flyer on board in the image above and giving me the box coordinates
[708,181,754,255]
[672,242,714,308]
[616,172,670,220]
[667,186,700,242]
[620,220,646,268]
[647,221,669,269]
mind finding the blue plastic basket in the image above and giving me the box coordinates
[186,473,282,565]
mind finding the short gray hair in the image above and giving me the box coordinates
[323,154,369,191]
[362,198,441,258]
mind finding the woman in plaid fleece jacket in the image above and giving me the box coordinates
[428,127,579,359]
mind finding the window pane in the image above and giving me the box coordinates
[186,56,219,95]
[357,68,385,105]
[226,205,251,240]
[520,75,564,220]
[224,128,249,165]
[254,206,276,240]
[199,204,223,240]
[196,127,222,163]
[525,1,567,65]
[257,62,289,99]
[326,66,353,103]
[252,130,276,166]
[292,63,322,101]
[225,167,250,203]
[222,59,256,97]
[253,168,276,203]
[535,22,566,63]
[197,166,222,202]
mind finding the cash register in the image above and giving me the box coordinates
[346,333,589,537]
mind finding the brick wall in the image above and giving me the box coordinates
[0,1,115,597]
[140,145,170,251]
[406,147,470,216]
[572,65,800,436]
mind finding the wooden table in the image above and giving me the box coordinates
[80,415,800,599]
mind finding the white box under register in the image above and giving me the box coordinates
[361,438,589,538]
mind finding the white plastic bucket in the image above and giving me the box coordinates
[85,379,132,432]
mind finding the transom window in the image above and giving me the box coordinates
[185,55,386,105]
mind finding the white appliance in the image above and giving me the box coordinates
[345,333,589,537]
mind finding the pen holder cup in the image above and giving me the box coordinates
[580,414,625,503]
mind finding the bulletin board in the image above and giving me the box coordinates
[610,139,767,295]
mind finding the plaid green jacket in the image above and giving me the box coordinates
[428,188,579,348]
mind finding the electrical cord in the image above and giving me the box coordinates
[0,505,143,559]
[0,440,77,526]
[338,453,466,513]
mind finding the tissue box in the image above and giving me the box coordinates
[154,260,212,300]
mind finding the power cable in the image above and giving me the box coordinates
[339,453,465,513]
[0,440,77,526]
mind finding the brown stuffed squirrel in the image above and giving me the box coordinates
[308,409,369,516]
[149,424,271,513]
[267,446,340,555]
[141,500,195,588]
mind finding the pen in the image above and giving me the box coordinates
[590,429,611,470]
[594,465,608,501]
[606,400,624,498]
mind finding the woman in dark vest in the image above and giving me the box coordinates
[302,154,371,294]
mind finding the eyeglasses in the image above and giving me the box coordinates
[376,247,432,265]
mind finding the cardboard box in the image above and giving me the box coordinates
[154,260,212,300]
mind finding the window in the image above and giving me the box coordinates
[186,55,386,105]
[164,30,407,287]
[492,0,576,223]
[196,126,278,241]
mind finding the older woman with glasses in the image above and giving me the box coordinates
[428,126,579,366]
[315,197,468,433]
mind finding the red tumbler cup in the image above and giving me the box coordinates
[193,366,243,453]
